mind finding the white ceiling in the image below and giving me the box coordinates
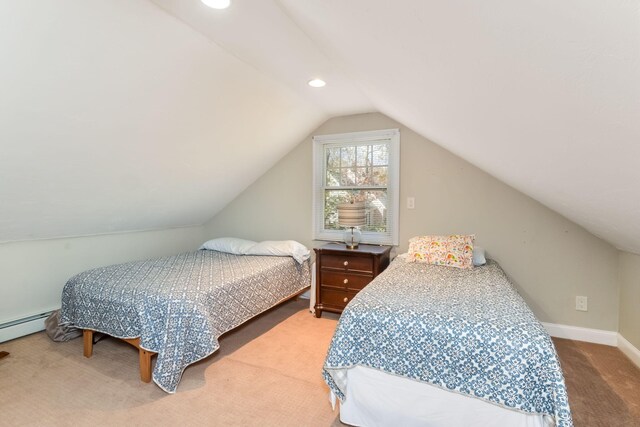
[3,0,640,254]
[0,0,326,241]
[152,0,373,116]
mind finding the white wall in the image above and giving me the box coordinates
[0,226,204,325]
[205,112,620,331]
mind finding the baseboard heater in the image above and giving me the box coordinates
[0,311,54,343]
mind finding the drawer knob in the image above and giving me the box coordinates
[343,261,349,266]
[343,297,348,303]
[343,278,349,284]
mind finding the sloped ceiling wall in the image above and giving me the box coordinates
[0,0,326,242]
[3,0,640,255]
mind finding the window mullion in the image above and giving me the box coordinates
[323,186,388,191]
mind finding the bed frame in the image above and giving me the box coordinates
[83,330,155,382]
[81,287,310,384]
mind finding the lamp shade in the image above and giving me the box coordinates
[337,202,366,227]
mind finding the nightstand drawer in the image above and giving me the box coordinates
[321,271,371,290]
[320,288,357,309]
[322,254,373,273]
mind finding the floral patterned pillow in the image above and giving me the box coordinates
[407,234,475,269]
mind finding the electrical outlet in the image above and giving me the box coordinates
[407,197,415,209]
[575,296,588,312]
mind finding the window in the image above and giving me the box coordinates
[313,129,400,245]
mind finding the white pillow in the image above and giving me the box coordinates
[473,246,487,266]
[199,237,257,254]
[246,240,310,264]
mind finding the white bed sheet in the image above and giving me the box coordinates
[338,366,555,427]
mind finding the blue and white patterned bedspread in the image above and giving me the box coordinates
[61,250,310,393]
[323,258,573,427]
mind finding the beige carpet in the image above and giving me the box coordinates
[0,300,341,426]
[553,338,640,426]
[1,300,639,426]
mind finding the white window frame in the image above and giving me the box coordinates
[312,128,400,246]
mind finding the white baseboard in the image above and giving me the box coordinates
[618,334,640,369]
[0,316,47,343]
[541,322,618,346]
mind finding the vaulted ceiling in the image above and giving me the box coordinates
[0,0,327,241]
[3,0,640,254]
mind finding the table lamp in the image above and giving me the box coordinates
[337,201,365,249]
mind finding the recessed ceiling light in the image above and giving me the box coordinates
[308,79,326,88]
[201,0,230,9]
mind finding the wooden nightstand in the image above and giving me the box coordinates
[314,243,392,318]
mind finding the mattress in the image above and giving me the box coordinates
[61,250,310,393]
[323,257,573,426]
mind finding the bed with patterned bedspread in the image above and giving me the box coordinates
[323,257,573,427]
[61,250,310,393]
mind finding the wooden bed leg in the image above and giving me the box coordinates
[139,348,152,383]
[83,330,93,358]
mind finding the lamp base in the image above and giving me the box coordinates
[343,227,362,250]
